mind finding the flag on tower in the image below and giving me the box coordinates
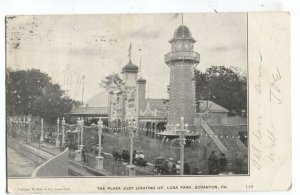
[128,43,132,61]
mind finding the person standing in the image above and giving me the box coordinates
[184,162,191,175]
[219,153,228,173]
[82,146,87,163]
[208,151,219,174]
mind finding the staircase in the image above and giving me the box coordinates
[198,117,247,155]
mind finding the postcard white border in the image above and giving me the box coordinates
[1,1,300,195]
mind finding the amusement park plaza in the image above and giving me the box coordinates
[7,23,248,177]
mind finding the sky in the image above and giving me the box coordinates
[6,13,247,101]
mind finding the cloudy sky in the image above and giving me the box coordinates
[6,13,247,101]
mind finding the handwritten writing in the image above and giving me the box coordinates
[251,144,263,170]
[267,128,277,161]
[252,116,263,171]
[269,66,282,104]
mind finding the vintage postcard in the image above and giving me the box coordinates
[5,12,291,193]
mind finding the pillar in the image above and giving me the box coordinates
[61,117,65,146]
[40,118,44,142]
[96,122,104,170]
[79,119,84,150]
[56,118,60,147]
[75,118,82,161]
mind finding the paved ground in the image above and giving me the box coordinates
[7,147,38,177]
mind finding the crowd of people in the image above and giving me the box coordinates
[208,151,228,175]
[111,148,147,166]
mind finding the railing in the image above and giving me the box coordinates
[199,117,228,153]
[165,51,200,63]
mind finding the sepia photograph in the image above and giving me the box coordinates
[6,13,249,178]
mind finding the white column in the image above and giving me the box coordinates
[95,121,104,170]
[79,119,84,150]
[40,118,44,142]
[62,117,65,146]
[56,118,60,147]
[176,116,188,175]
[126,117,136,176]
[75,118,82,161]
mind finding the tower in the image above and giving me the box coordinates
[121,60,138,87]
[135,54,146,121]
[121,43,138,87]
[165,24,200,130]
[136,78,146,118]
[121,44,139,121]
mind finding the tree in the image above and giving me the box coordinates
[6,69,79,123]
[99,73,123,90]
[194,66,247,112]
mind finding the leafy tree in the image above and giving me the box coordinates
[194,66,247,112]
[99,73,123,90]
[6,69,79,123]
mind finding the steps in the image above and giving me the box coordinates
[209,125,247,154]
[197,118,247,155]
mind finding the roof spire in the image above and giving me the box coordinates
[139,53,143,78]
[128,42,132,62]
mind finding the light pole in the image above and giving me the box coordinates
[39,118,44,149]
[95,120,104,170]
[40,118,44,142]
[75,118,83,161]
[56,118,60,147]
[61,117,65,147]
[126,116,136,176]
[176,116,189,175]
[77,118,80,148]
[79,119,84,150]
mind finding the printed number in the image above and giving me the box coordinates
[246,185,254,189]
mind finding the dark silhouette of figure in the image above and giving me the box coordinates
[163,160,169,175]
[208,151,219,175]
[184,162,191,175]
[82,146,87,163]
[219,153,228,173]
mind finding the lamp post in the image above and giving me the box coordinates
[126,116,136,176]
[95,120,104,170]
[79,119,84,150]
[39,118,44,149]
[77,118,80,148]
[176,116,189,175]
[56,118,60,147]
[75,118,83,161]
[61,117,65,147]
[40,118,44,142]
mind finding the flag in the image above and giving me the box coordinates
[128,43,132,60]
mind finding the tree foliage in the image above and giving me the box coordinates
[194,66,247,112]
[6,69,80,123]
[99,73,123,89]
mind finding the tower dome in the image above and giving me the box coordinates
[173,25,193,39]
[122,60,139,73]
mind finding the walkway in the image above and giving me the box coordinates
[7,147,38,177]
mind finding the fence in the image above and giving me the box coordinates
[7,115,248,175]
